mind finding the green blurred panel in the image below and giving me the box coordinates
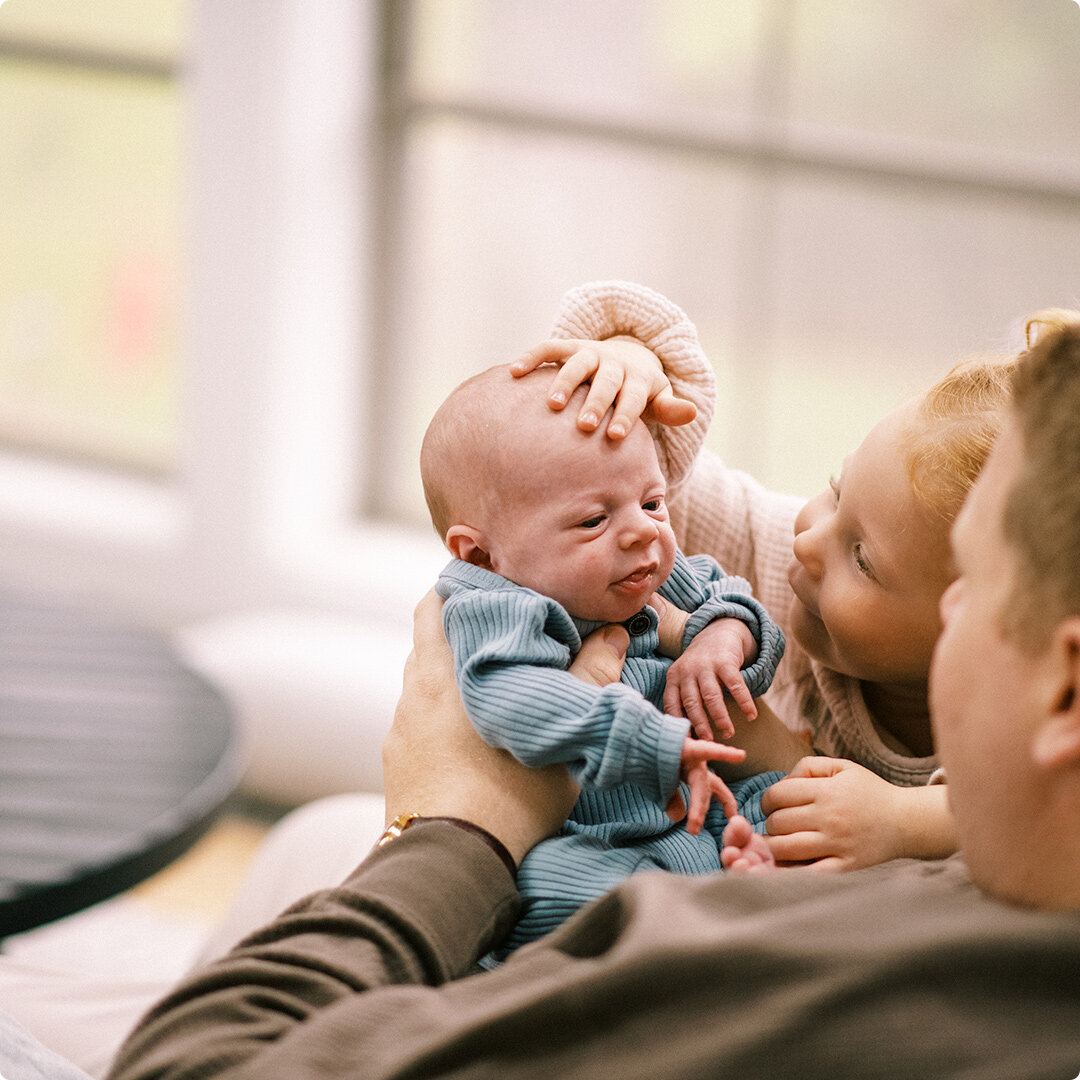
[0,0,187,61]
[0,61,182,473]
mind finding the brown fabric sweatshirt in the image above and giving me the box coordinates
[108,821,1080,1080]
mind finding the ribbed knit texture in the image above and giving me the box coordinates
[437,550,784,957]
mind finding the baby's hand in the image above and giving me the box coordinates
[664,618,758,742]
[511,336,695,439]
[720,815,776,874]
[667,736,747,835]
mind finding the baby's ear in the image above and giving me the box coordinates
[446,525,493,569]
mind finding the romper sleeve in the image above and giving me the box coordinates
[658,550,785,699]
[440,581,689,805]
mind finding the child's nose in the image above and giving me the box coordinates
[939,578,962,626]
[792,503,826,580]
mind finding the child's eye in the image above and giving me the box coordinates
[853,542,873,578]
[578,515,605,530]
[642,497,663,513]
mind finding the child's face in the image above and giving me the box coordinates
[486,420,677,624]
[787,400,953,686]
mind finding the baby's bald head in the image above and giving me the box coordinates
[420,365,585,543]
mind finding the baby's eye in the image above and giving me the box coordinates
[642,497,663,513]
[578,515,605,530]
[828,475,841,502]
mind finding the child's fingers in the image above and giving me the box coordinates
[576,360,627,433]
[662,679,686,719]
[510,339,579,375]
[682,737,746,766]
[546,348,603,413]
[603,373,651,441]
[511,340,604,413]
[764,830,831,865]
[670,681,711,740]
[643,387,697,429]
[692,715,716,742]
[687,742,747,764]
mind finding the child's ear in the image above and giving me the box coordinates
[445,525,494,569]
[1033,617,1080,771]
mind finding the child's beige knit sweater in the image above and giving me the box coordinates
[551,281,938,786]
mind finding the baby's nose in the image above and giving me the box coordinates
[621,508,660,547]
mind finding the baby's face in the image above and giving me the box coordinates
[486,419,677,624]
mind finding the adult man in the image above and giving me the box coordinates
[106,322,1080,1079]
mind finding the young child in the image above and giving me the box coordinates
[421,363,785,956]
[515,281,1030,870]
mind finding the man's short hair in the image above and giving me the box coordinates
[1003,312,1080,646]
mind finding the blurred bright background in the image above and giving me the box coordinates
[1,0,1079,807]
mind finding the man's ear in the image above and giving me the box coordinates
[1033,617,1080,771]
[445,525,494,569]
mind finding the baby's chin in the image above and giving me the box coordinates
[569,593,658,627]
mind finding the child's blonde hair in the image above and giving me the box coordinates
[905,353,1020,527]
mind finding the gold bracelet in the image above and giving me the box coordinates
[376,812,420,847]
[374,812,516,875]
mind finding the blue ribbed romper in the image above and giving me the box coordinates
[438,548,786,959]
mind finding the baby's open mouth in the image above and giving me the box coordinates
[616,565,656,587]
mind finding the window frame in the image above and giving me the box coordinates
[0,0,445,632]
[2,0,1078,636]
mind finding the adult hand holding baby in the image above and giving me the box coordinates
[384,590,634,867]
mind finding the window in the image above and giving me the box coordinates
[1,0,1079,638]
[0,0,184,473]
[377,0,1080,523]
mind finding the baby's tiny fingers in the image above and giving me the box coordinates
[698,684,734,740]
[710,774,738,821]
[665,788,688,822]
[722,674,758,721]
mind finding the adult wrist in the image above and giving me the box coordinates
[378,813,517,877]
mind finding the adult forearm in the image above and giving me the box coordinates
[107,824,518,1080]
[719,697,811,778]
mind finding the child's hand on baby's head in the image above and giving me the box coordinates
[664,619,758,741]
[511,337,695,439]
